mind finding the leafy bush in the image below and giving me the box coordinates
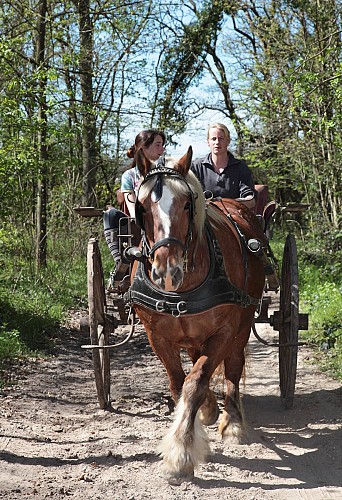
[0,326,26,360]
[300,263,342,379]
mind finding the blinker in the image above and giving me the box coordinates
[151,174,163,203]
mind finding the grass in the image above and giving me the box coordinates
[0,223,341,387]
[300,266,342,380]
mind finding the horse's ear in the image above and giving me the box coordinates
[136,148,153,177]
[176,146,193,177]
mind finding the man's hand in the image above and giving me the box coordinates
[236,195,256,209]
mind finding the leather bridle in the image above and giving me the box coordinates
[135,165,196,264]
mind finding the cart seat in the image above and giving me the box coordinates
[254,184,269,215]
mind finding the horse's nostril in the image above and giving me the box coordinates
[172,267,184,288]
[151,267,166,290]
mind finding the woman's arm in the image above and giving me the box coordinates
[123,191,136,218]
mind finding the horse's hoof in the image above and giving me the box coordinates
[161,465,194,485]
[219,419,245,444]
[199,390,219,426]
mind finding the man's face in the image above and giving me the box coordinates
[207,128,229,155]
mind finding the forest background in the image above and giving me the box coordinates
[0,0,341,384]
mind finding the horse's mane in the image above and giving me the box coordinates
[138,156,207,239]
[206,203,224,226]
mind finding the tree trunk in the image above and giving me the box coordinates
[36,0,48,269]
[77,0,97,207]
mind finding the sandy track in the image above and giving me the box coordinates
[0,306,341,499]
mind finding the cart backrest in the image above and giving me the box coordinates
[254,185,269,215]
[254,185,277,233]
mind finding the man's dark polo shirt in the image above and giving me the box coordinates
[191,152,256,199]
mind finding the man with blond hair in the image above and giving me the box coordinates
[191,123,279,289]
[191,123,256,209]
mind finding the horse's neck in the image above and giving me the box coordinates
[181,230,210,290]
[206,211,248,288]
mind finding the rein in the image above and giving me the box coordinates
[210,199,250,289]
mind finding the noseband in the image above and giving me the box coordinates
[135,165,196,266]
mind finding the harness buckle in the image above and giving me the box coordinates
[241,295,251,308]
[172,301,187,317]
[155,300,166,312]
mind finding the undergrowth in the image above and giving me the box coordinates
[271,227,342,381]
[0,224,91,387]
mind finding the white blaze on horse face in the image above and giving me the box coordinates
[152,183,184,291]
[156,184,173,237]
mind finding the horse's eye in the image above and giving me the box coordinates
[185,201,191,211]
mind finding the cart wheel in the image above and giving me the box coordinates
[279,234,299,409]
[87,238,111,410]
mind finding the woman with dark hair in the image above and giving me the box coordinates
[103,129,165,286]
[121,129,166,217]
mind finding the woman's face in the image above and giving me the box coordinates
[144,135,165,161]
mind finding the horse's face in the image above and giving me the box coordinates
[136,147,195,292]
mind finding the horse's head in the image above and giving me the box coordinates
[135,147,206,292]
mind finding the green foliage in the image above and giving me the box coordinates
[0,326,30,388]
[297,235,342,380]
[0,326,27,360]
[0,225,89,386]
[301,279,342,380]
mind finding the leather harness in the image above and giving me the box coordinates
[124,223,259,316]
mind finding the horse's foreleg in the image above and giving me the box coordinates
[158,355,211,485]
[146,335,185,404]
[219,330,250,443]
[187,348,219,426]
[219,378,247,443]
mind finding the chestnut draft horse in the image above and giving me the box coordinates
[124,147,266,484]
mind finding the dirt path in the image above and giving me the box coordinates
[1,305,341,500]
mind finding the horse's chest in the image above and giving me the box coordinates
[139,306,239,348]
